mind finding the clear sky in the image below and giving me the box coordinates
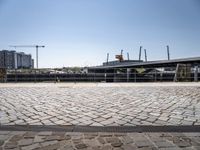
[0,0,200,68]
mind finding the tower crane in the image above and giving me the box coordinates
[9,45,45,69]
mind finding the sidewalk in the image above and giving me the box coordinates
[1,83,200,149]
[1,131,200,150]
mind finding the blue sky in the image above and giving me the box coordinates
[0,0,200,68]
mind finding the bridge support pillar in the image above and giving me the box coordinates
[113,68,116,82]
[104,71,107,82]
[127,68,131,82]
[194,66,199,82]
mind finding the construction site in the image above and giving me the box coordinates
[0,46,199,83]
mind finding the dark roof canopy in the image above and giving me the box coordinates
[89,57,200,69]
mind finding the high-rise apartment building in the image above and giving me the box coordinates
[0,50,34,69]
[16,52,32,68]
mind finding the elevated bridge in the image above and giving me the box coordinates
[88,57,200,82]
[89,57,200,70]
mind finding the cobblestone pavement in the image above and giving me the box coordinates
[1,131,200,150]
[1,83,200,126]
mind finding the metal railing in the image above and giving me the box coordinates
[0,66,199,83]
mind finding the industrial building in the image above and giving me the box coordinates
[88,48,200,82]
[0,50,34,69]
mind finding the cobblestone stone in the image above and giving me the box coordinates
[18,139,33,146]
[0,131,199,150]
[21,143,40,150]
[1,83,200,126]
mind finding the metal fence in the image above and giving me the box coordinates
[1,66,200,83]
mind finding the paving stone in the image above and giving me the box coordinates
[159,148,181,150]
[184,133,200,137]
[0,131,10,135]
[4,142,18,149]
[23,132,37,138]
[113,148,123,150]
[100,145,113,150]
[75,143,88,149]
[59,145,74,150]
[174,141,192,148]
[193,146,200,150]
[106,137,123,147]
[38,131,52,136]
[65,135,71,140]
[191,138,200,146]
[40,140,58,147]
[0,135,10,141]
[135,141,154,148]
[154,141,175,148]
[97,137,106,144]
[111,142,123,147]
[18,139,33,146]
[72,138,83,144]
[84,134,97,139]
[21,143,40,150]
[137,147,157,150]
[122,144,138,150]
[4,148,20,150]
[35,143,60,150]
[46,135,64,141]
[120,136,133,144]
[83,139,101,147]
[10,135,24,142]
[33,136,46,143]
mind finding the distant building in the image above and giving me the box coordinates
[0,50,34,69]
[31,59,34,69]
[16,52,32,68]
[0,50,16,69]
